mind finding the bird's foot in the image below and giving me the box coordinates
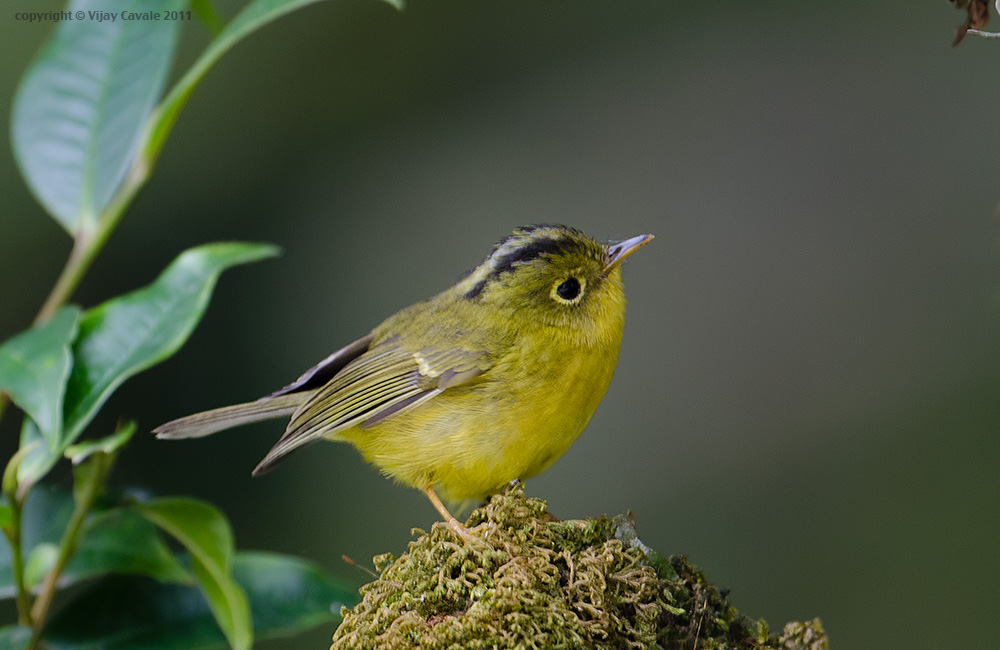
[423,485,481,544]
[446,517,479,543]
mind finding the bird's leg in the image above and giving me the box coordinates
[422,486,475,540]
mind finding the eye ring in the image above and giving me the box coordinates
[551,277,585,304]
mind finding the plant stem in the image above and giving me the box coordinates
[191,0,225,35]
[32,152,149,327]
[2,442,40,627]
[33,231,93,327]
[2,497,32,626]
[27,453,113,649]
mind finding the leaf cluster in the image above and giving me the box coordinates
[1,0,401,647]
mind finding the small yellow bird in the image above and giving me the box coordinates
[155,225,652,533]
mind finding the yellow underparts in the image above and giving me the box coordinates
[337,337,621,501]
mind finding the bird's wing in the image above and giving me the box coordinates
[252,340,491,474]
[266,333,374,397]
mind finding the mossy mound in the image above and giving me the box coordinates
[331,487,827,649]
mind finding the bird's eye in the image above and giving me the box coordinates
[551,277,584,304]
[557,278,580,299]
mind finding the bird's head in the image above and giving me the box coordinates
[455,224,653,344]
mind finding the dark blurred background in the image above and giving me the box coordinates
[3,0,999,648]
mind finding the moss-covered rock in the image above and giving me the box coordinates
[331,486,827,649]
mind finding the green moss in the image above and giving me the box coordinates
[331,486,828,650]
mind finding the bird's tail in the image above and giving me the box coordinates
[153,392,309,439]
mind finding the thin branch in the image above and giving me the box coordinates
[967,28,1000,38]
[2,499,32,626]
[32,151,149,328]
[27,453,114,649]
[191,0,225,36]
[33,232,93,327]
[1,441,41,626]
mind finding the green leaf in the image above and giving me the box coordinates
[64,243,277,440]
[133,498,252,650]
[0,307,81,449]
[42,552,356,650]
[24,542,58,590]
[69,508,191,587]
[64,420,137,465]
[144,0,402,166]
[18,242,278,484]
[5,434,43,499]
[222,552,355,636]
[190,557,252,650]
[0,626,31,650]
[11,0,185,233]
[16,419,48,491]
[0,488,190,598]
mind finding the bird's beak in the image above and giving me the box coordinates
[604,233,654,272]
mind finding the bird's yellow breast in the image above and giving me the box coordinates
[339,325,622,501]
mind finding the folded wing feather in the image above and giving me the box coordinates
[251,341,491,475]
